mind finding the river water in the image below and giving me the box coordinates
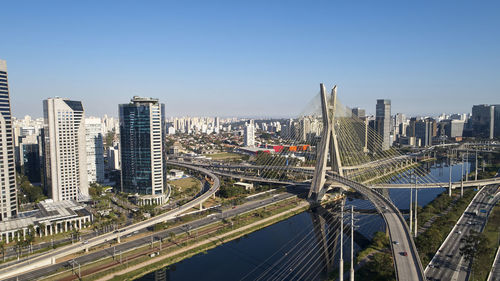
[137,160,471,281]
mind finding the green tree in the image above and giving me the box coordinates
[0,240,5,261]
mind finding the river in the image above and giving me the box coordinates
[137,160,471,281]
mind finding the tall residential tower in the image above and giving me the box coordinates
[85,117,105,184]
[375,99,391,150]
[119,97,166,205]
[43,98,89,202]
[0,60,18,220]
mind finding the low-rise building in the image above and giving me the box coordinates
[0,200,92,243]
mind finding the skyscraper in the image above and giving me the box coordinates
[18,134,41,183]
[85,117,105,184]
[415,118,435,147]
[471,104,500,139]
[43,98,89,202]
[214,117,220,134]
[119,97,166,205]
[244,120,255,147]
[375,99,391,150]
[0,60,18,220]
[351,107,366,119]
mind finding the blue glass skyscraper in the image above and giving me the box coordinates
[119,97,166,205]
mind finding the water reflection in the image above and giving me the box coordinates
[137,161,467,281]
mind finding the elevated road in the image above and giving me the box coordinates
[0,162,220,280]
[371,177,500,189]
[5,191,298,281]
[176,160,426,280]
[328,174,425,281]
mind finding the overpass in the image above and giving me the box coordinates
[371,177,500,189]
[0,162,220,280]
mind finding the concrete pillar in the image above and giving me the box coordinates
[199,202,203,210]
[6,232,9,244]
[117,235,121,243]
[65,222,68,232]
[23,228,26,240]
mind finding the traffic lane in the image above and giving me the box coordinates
[427,186,498,280]
[387,212,419,281]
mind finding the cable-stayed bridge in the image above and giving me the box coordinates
[195,84,496,281]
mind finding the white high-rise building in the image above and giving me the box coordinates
[244,120,255,147]
[214,117,220,134]
[0,60,18,220]
[85,117,105,184]
[43,98,89,202]
[107,145,120,170]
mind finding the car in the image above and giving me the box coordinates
[393,241,400,245]
[232,206,236,209]
[401,251,408,256]
[82,240,89,245]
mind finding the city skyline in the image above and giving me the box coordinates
[1,1,499,118]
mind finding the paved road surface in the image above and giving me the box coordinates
[425,184,499,281]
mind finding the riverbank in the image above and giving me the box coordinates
[100,200,310,281]
[40,196,313,281]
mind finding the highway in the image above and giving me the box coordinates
[425,184,500,281]
[5,191,298,281]
[0,162,220,280]
[175,160,427,280]
[329,174,425,281]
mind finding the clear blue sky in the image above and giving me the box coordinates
[1,0,499,118]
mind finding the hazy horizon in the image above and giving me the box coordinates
[2,1,499,119]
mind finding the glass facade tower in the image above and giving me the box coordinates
[119,97,165,205]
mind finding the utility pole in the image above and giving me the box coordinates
[448,151,452,197]
[409,172,413,234]
[414,175,418,238]
[475,149,478,181]
[339,200,344,281]
[465,149,469,182]
[461,154,464,198]
[350,205,355,281]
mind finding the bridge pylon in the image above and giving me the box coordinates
[308,83,343,202]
